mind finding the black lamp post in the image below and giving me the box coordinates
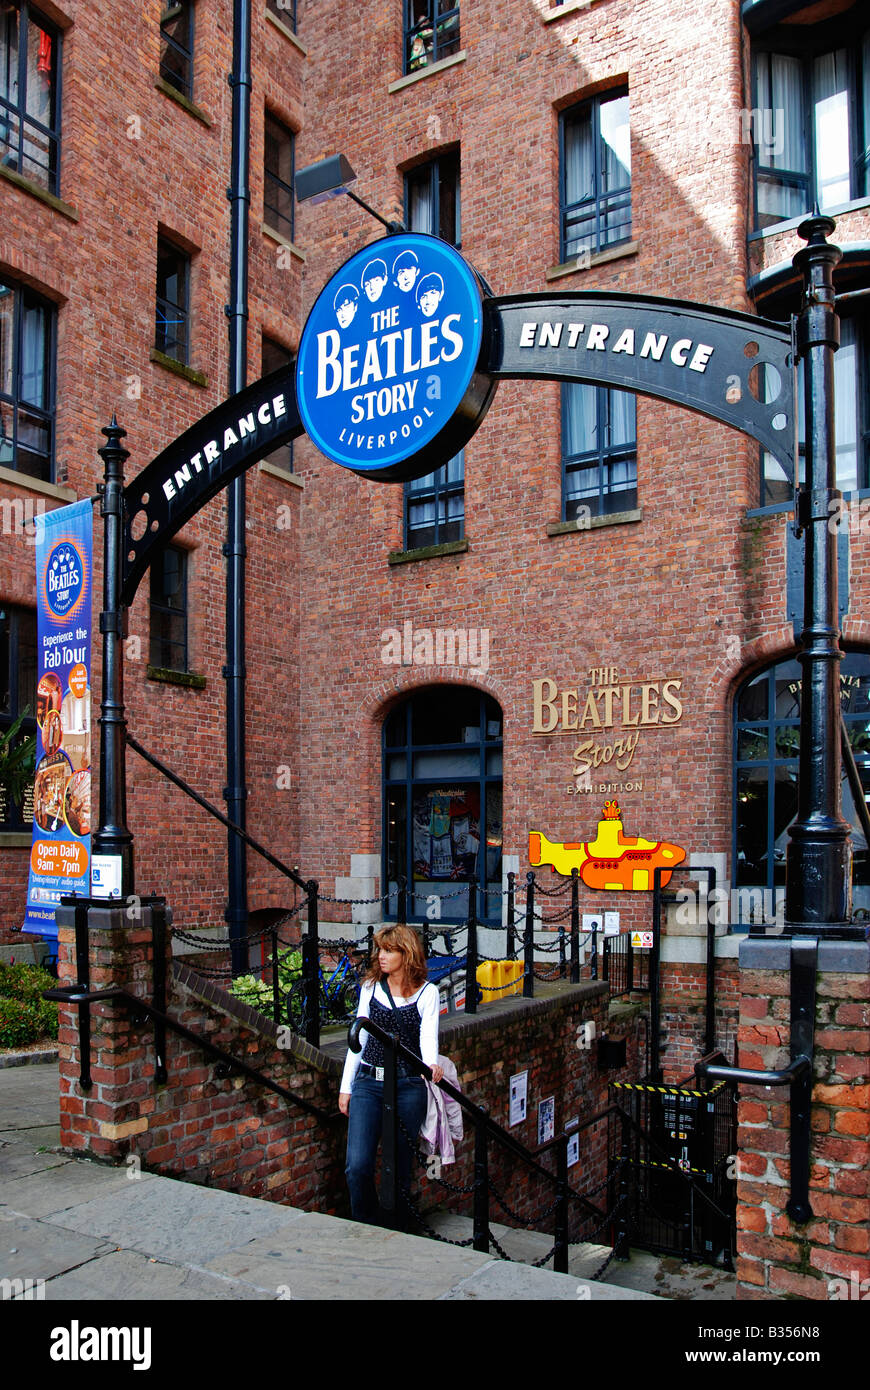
[785,213,860,938]
[92,416,134,896]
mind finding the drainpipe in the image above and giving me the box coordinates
[225,0,251,974]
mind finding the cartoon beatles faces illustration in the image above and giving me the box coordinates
[393,249,420,292]
[362,258,388,302]
[333,284,359,329]
[416,271,444,319]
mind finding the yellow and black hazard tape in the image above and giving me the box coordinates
[612,1081,726,1099]
[625,1157,708,1175]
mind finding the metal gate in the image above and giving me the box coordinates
[610,1069,737,1268]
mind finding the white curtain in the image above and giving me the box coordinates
[608,388,635,448]
[599,95,630,192]
[813,48,850,210]
[833,318,858,493]
[564,382,597,458]
[20,300,47,409]
[409,175,434,235]
[757,54,806,224]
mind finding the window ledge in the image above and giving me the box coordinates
[0,832,33,848]
[388,50,467,94]
[265,9,307,54]
[146,666,206,689]
[258,459,304,488]
[542,0,599,22]
[547,507,642,537]
[547,240,639,281]
[0,465,76,502]
[0,164,79,221]
[262,223,306,262]
[748,196,870,243]
[388,538,469,565]
[150,349,208,388]
[154,78,213,129]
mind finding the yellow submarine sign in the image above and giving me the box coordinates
[529,801,686,892]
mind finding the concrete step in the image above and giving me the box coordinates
[424,1210,736,1300]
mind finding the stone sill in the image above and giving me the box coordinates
[388,538,469,565]
[257,459,304,488]
[0,832,33,848]
[388,50,467,94]
[154,77,213,128]
[262,222,306,262]
[265,9,307,54]
[547,240,639,281]
[542,0,600,21]
[740,936,870,973]
[146,666,207,689]
[0,163,79,221]
[547,507,642,536]
[150,349,208,388]
[0,465,77,502]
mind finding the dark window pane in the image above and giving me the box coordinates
[0,276,54,480]
[561,91,631,259]
[404,1,460,75]
[0,5,59,194]
[264,113,295,241]
[735,654,870,916]
[160,2,193,99]
[150,545,188,671]
[261,336,294,472]
[266,0,297,31]
[405,453,464,548]
[406,151,459,246]
[155,239,189,363]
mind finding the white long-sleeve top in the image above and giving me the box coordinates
[340,979,439,1094]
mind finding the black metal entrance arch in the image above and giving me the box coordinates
[119,291,796,606]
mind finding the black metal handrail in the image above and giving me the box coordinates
[44,981,334,1122]
[127,734,308,892]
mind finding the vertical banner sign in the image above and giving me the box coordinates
[22,500,92,941]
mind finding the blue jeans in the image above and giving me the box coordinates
[345,1073,428,1228]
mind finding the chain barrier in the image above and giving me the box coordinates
[532,878,573,898]
[397,1187,477,1248]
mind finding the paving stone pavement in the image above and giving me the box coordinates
[0,1061,660,1302]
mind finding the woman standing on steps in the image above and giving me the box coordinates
[339,925,443,1227]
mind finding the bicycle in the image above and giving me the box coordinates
[286,946,365,1032]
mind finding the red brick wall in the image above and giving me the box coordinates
[735,966,870,1300]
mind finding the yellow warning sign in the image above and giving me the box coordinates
[631,931,654,949]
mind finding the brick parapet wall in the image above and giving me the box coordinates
[735,962,870,1301]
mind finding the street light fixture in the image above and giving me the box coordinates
[295,153,405,234]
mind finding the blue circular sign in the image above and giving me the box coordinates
[296,233,493,481]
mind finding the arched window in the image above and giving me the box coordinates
[734,651,870,920]
[383,686,503,925]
